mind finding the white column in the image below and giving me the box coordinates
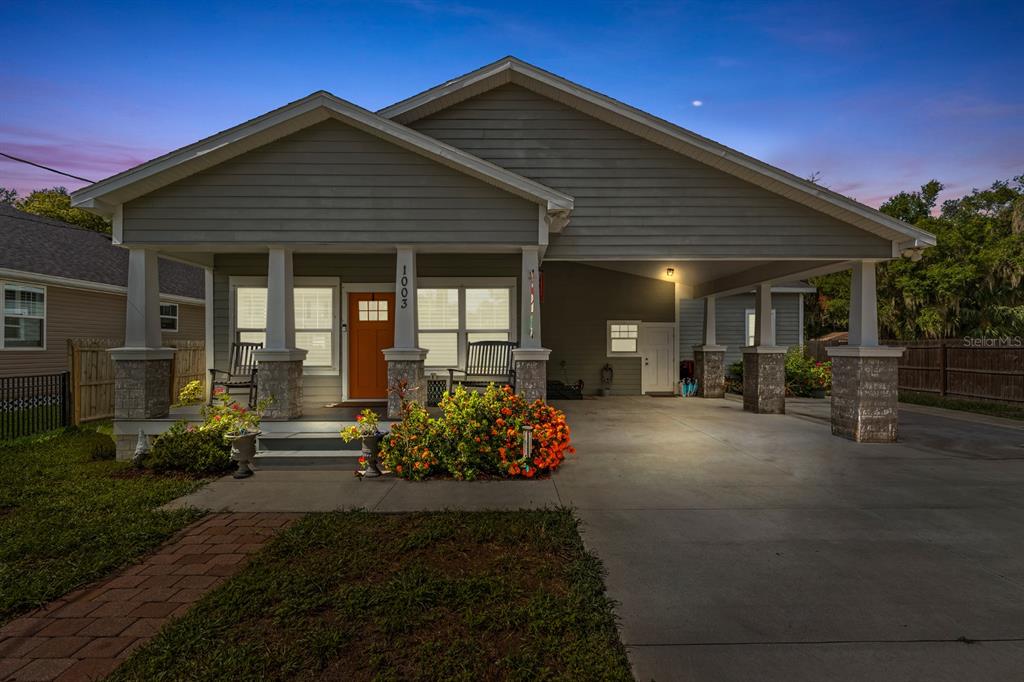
[702,295,717,346]
[394,247,418,349]
[125,248,162,349]
[265,247,295,351]
[848,261,879,347]
[520,246,541,348]
[754,282,775,347]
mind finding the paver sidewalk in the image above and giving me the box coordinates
[0,512,299,682]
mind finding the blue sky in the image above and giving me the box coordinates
[1,0,1021,207]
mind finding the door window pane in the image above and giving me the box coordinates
[418,289,458,329]
[466,288,510,329]
[358,299,389,322]
[419,332,458,367]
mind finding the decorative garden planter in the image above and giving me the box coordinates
[229,430,260,479]
[360,433,384,477]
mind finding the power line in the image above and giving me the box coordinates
[0,151,95,183]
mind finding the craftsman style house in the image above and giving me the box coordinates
[70,57,933,455]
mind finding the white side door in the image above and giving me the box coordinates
[640,323,676,393]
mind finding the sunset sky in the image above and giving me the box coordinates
[2,0,1021,207]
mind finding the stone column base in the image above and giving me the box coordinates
[828,346,904,442]
[693,345,726,398]
[383,348,427,419]
[742,347,786,414]
[110,348,174,419]
[255,349,307,421]
[513,347,550,403]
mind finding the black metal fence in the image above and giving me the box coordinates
[0,372,71,440]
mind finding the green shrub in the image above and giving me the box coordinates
[785,348,832,396]
[83,431,117,461]
[150,421,233,476]
[379,401,440,480]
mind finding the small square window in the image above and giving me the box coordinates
[357,300,388,322]
[607,321,639,356]
[159,303,178,332]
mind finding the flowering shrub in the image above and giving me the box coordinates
[340,408,382,443]
[379,384,574,481]
[176,380,205,406]
[784,348,832,396]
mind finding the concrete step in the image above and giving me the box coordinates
[258,432,361,452]
[254,450,361,468]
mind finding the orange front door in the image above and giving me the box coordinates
[348,292,395,399]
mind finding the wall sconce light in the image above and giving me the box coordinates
[666,268,675,278]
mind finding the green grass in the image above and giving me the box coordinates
[0,404,65,440]
[0,427,205,624]
[900,390,1024,421]
[110,510,633,682]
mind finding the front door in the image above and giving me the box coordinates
[348,292,395,399]
[640,323,675,394]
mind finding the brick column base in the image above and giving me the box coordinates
[513,347,550,403]
[255,349,306,421]
[384,348,427,419]
[110,349,174,420]
[693,345,726,398]
[828,346,904,442]
[742,347,786,414]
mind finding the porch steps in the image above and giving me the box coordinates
[254,421,396,468]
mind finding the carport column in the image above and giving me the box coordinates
[828,261,904,442]
[512,246,550,402]
[255,247,306,420]
[742,282,786,413]
[692,295,726,398]
[109,249,174,459]
[383,247,427,418]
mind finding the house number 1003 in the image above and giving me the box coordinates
[400,265,408,309]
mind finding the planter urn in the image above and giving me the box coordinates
[229,430,260,479]
[360,433,384,477]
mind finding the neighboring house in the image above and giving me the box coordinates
[0,206,205,377]
[70,57,934,447]
[679,282,816,367]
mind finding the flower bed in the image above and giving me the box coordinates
[377,385,574,481]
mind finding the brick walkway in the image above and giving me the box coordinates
[0,512,300,682]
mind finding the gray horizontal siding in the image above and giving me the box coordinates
[680,292,803,367]
[411,85,893,259]
[123,120,539,246]
[212,253,519,406]
[543,262,675,395]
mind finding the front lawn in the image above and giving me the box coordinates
[900,390,1024,421]
[110,509,633,681]
[0,428,204,623]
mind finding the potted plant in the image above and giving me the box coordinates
[341,408,385,477]
[202,388,272,478]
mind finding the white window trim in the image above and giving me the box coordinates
[159,302,179,333]
[1,280,47,351]
[228,276,340,375]
[417,277,518,371]
[606,320,641,357]
[745,308,777,347]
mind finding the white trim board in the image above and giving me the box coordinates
[0,267,205,306]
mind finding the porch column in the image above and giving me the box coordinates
[828,261,903,442]
[512,246,550,402]
[742,282,786,413]
[383,247,427,418]
[110,249,174,459]
[255,247,306,420]
[692,295,726,398]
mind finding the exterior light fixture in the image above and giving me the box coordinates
[666,268,675,278]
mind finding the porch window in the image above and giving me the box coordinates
[606,321,639,356]
[233,284,338,370]
[159,303,178,332]
[744,309,777,347]
[417,286,513,368]
[1,282,46,350]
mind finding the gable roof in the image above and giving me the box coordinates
[70,91,573,217]
[0,206,204,300]
[380,56,935,249]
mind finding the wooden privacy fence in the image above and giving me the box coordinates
[67,338,207,424]
[806,338,1024,405]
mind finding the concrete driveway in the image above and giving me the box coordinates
[557,397,1024,681]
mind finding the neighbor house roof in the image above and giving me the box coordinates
[379,56,935,249]
[70,91,573,219]
[0,206,204,300]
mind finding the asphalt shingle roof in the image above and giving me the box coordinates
[0,206,204,299]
